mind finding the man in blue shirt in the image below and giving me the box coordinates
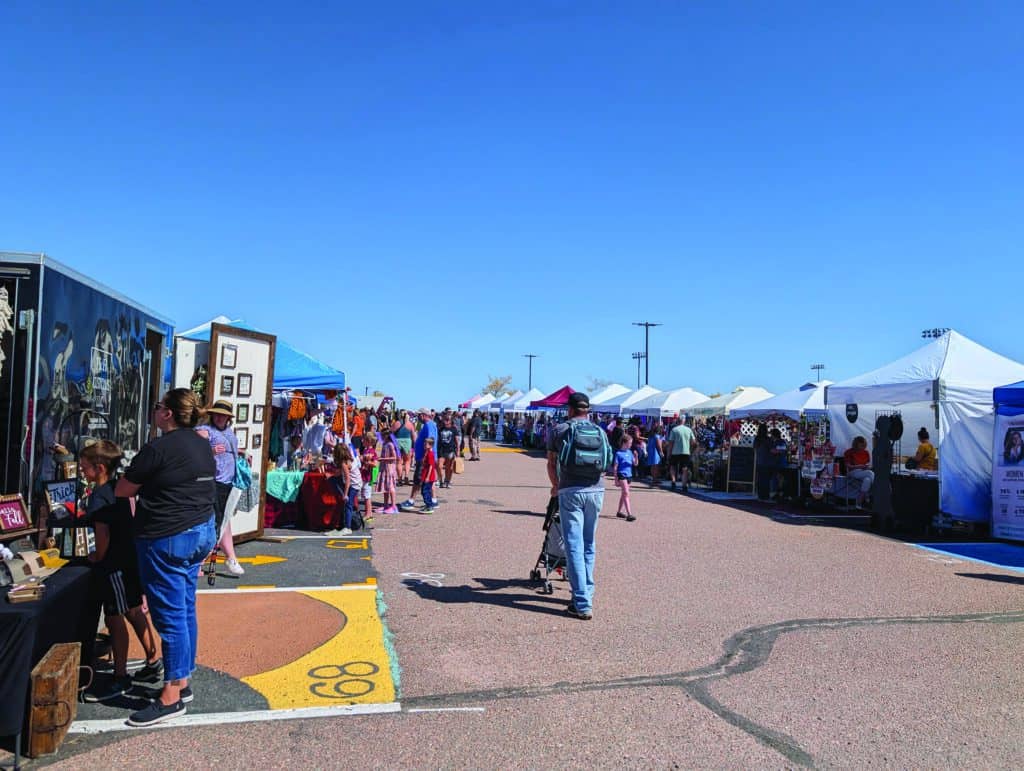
[402,407,438,510]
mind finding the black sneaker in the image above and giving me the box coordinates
[566,604,593,620]
[180,686,194,704]
[132,659,164,684]
[127,699,186,726]
[83,675,132,703]
[626,515,636,522]
[616,512,626,519]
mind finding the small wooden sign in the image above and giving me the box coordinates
[0,492,30,531]
[45,480,77,513]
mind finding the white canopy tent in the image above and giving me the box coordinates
[508,388,546,412]
[489,390,524,412]
[730,381,832,420]
[465,393,496,410]
[689,386,775,417]
[592,385,661,415]
[588,383,631,407]
[624,387,709,417]
[826,330,1024,524]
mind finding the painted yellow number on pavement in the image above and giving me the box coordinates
[242,589,394,708]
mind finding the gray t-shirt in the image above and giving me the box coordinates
[547,418,606,492]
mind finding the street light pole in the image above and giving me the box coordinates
[632,321,662,385]
[631,352,646,390]
[811,364,825,382]
[523,354,538,390]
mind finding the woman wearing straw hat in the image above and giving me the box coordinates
[196,400,245,576]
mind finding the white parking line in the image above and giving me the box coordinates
[70,702,402,734]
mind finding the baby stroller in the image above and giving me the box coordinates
[529,496,565,595]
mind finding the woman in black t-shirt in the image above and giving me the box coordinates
[116,388,217,727]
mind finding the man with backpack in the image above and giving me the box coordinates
[546,392,613,620]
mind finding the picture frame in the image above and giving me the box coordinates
[237,373,253,398]
[253,404,265,424]
[220,375,234,396]
[236,427,249,450]
[220,344,238,370]
[0,493,30,531]
[236,404,249,423]
[252,433,262,450]
[61,461,78,481]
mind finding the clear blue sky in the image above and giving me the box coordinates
[3,1,1022,407]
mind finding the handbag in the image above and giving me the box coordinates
[233,454,253,490]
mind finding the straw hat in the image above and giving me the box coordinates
[207,399,234,417]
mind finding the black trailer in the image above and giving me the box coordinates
[0,252,173,542]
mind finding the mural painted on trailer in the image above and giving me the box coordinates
[33,269,172,485]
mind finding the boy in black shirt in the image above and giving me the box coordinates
[80,441,161,702]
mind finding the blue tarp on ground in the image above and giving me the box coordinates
[913,542,1024,573]
[178,317,346,392]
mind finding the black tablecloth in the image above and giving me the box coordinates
[0,565,100,737]
[892,474,940,534]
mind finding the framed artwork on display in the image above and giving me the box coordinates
[220,375,234,396]
[236,404,249,423]
[253,404,265,423]
[61,461,78,481]
[236,427,249,450]
[0,493,30,531]
[237,373,253,398]
[220,344,238,370]
[252,433,262,450]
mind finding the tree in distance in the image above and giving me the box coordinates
[481,374,513,396]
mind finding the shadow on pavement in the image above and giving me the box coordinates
[955,572,1024,586]
[403,577,569,616]
[491,508,545,518]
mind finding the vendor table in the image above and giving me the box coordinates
[892,472,939,534]
[0,565,100,756]
[299,472,343,531]
[265,469,306,529]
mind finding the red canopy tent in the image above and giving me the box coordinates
[529,385,576,408]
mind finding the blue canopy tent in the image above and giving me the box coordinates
[177,317,346,392]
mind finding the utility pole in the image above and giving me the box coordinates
[632,321,662,385]
[811,364,825,382]
[522,354,538,390]
[631,352,646,390]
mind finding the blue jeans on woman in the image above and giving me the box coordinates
[558,487,604,613]
[135,517,216,682]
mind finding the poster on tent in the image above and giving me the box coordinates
[992,412,1024,542]
[208,323,276,543]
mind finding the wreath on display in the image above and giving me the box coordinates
[190,365,208,397]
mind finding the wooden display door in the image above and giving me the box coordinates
[207,323,276,543]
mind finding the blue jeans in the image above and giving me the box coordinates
[345,488,358,529]
[135,517,216,682]
[422,482,435,507]
[558,487,603,613]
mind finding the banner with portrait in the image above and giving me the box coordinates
[992,411,1024,541]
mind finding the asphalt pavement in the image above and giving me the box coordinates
[27,445,1024,768]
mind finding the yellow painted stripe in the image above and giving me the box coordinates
[480,447,527,453]
[242,589,395,707]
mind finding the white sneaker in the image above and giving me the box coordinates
[340,528,353,536]
[225,558,245,576]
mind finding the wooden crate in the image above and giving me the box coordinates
[27,642,80,758]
